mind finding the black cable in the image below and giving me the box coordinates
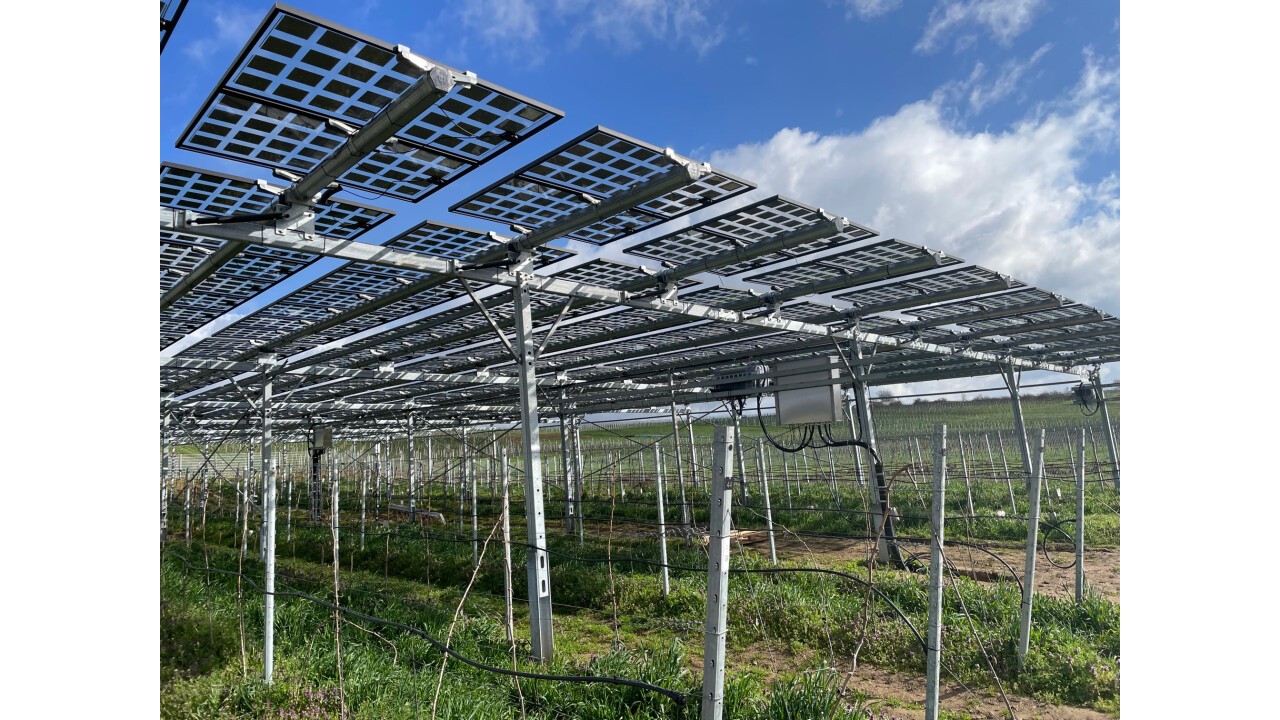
[162,549,688,705]
[755,394,811,452]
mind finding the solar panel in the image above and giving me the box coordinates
[189,4,560,179]
[907,287,1062,323]
[742,240,953,289]
[160,229,316,349]
[160,163,394,239]
[629,196,876,275]
[834,266,1014,310]
[387,219,571,263]
[452,127,754,244]
[180,91,470,201]
[551,259,660,288]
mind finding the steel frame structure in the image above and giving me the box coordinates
[159,3,1119,688]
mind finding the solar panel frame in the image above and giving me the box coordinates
[160,163,395,239]
[179,90,471,202]
[451,126,755,244]
[185,3,562,189]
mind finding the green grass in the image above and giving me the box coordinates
[164,392,1119,717]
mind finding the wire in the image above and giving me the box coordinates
[162,549,689,705]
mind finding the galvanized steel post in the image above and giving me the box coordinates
[654,443,670,596]
[406,413,416,521]
[1017,429,1046,668]
[1092,371,1120,490]
[260,357,278,685]
[731,402,750,500]
[669,393,692,540]
[756,439,777,565]
[701,425,736,720]
[514,275,554,661]
[925,424,947,720]
[1075,429,1087,602]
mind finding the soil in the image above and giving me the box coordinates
[728,530,1120,602]
[683,641,1115,719]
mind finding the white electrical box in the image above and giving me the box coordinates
[775,356,843,425]
[310,426,333,450]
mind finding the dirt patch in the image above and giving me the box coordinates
[833,663,1114,720]
[729,530,1120,602]
[682,640,1114,720]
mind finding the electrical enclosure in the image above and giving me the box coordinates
[775,356,842,425]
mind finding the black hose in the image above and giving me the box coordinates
[162,549,689,705]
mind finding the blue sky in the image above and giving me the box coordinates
[160,0,1121,395]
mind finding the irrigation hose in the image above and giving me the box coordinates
[162,549,689,705]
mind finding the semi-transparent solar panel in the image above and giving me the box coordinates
[743,240,949,288]
[179,92,469,201]
[909,287,1062,323]
[629,196,875,275]
[160,163,393,239]
[215,5,560,163]
[681,287,757,308]
[160,229,315,349]
[452,127,754,244]
[963,304,1104,333]
[552,259,653,288]
[835,267,1011,309]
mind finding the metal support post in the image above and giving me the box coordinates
[684,406,700,489]
[501,449,515,645]
[1002,365,1034,509]
[571,416,585,545]
[471,431,479,568]
[1092,371,1120,490]
[1017,429,1046,669]
[701,425,736,720]
[359,457,368,551]
[756,440,777,565]
[406,414,416,521]
[669,394,692,540]
[845,394,867,487]
[514,276,554,661]
[958,433,975,519]
[996,430,1015,514]
[559,414,573,532]
[852,368,892,564]
[1075,429,1087,602]
[731,402,750,500]
[925,424,947,720]
[260,359,278,685]
[654,444,670,597]
[161,413,171,545]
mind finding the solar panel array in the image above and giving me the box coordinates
[179,4,562,202]
[160,4,1119,425]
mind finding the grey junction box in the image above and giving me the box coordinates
[774,356,843,425]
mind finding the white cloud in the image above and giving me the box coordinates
[183,3,259,64]
[558,0,725,58]
[916,0,1047,53]
[708,49,1119,315]
[844,0,904,20]
[961,43,1052,113]
[929,43,1053,115]
[424,0,725,66]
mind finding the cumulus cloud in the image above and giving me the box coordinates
[708,49,1119,314]
[916,0,1047,53]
